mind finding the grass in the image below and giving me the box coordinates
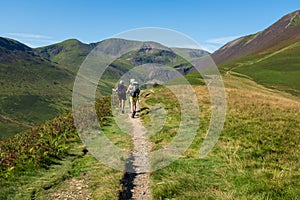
[0,117,28,139]
[289,15,300,28]
[241,34,257,45]
[0,55,74,137]
[0,143,124,200]
[2,36,300,199]
[1,72,299,199]
[219,40,300,96]
[1,94,59,124]
[35,39,93,74]
[138,75,300,199]
[1,38,201,138]
[0,96,133,199]
[140,85,181,150]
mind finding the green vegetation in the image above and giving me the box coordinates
[219,41,300,96]
[1,37,204,138]
[1,71,299,199]
[0,143,123,200]
[0,96,132,199]
[0,39,75,137]
[140,86,181,151]
[241,33,256,45]
[0,117,28,139]
[139,76,300,199]
[1,35,300,199]
[35,39,93,73]
[289,15,300,27]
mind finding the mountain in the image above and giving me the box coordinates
[35,39,209,75]
[35,39,95,73]
[213,10,300,96]
[1,11,300,200]
[35,38,209,89]
[0,37,31,53]
[0,37,209,138]
[0,37,35,63]
[4,8,300,138]
[213,10,300,64]
[0,37,74,138]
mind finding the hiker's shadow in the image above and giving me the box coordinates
[118,153,137,200]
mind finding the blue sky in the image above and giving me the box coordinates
[1,0,299,52]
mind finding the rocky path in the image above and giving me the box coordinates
[49,178,92,200]
[119,112,151,200]
[35,109,151,200]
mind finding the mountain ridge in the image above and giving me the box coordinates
[1,9,300,138]
[212,10,300,64]
[0,36,209,137]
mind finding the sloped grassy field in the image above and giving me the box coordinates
[219,40,300,97]
[0,97,132,199]
[140,74,300,199]
[0,73,299,199]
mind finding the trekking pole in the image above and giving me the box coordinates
[112,89,115,107]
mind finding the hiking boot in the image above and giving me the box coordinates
[122,109,125,114]
[131,111,136,118]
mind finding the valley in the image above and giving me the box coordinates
[0,9,300,200]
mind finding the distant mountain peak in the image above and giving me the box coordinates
[213,10,300,64]
[0,37,37,63]
[0,37,31,51]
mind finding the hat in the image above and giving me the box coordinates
[130,79,135,84]
[120,80,124,84]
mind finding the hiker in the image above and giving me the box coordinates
[127,79,135,113]
[127,80,140,118]
[112,80,127,113]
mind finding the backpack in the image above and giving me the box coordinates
[117,84,126,95]
[130,82,140,97]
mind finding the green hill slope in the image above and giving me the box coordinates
[213,10,300,64]
[0,37,74,138]
[0,74,299,199]
[35,39,95,74]
[219,39,300,96]
[1,37,209,138]
[213,10,300,96]
[140,75,300,199]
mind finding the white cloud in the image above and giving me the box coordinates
[205,35,241,45]
[199,35,242,53]
[198,44,220,53]
[3,33,56,47]
[4,33,52,39]
[172,44,203,50]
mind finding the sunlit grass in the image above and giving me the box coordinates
[140,75,300,199]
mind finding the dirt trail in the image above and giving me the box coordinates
[0,113,33,128]
[48,178,92,200]
[119,112,151,200]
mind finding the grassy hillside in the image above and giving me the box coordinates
[219,39,300,96]
[0,68,73,138]
[0,96,132,199]
[2,37,209,138]
[0,38,74,138]
[0,73,299,199]
[36,39,207,78]
[139,74,300,199]
[212,10,300,64]
[35,39,94,74]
